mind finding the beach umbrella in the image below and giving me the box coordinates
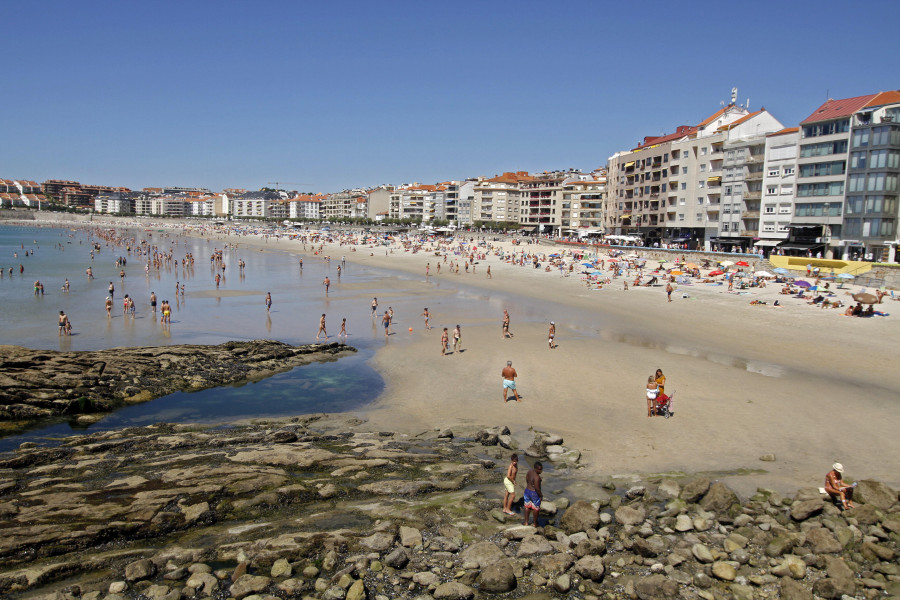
[852,292,878,304]
[837,273,855,279]
[773,267,789,275]
[589,269,604,275]
[684,262,699,270]
[708,270,725,276]
[794,280,812,288]
[755,270,773,277]
[657,259,668,263]
[719,260,735,267]
[582,262,594,267]
[670,270,683,275]
[735,260,750,267]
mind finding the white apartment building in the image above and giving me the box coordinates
[757,127,800,248]
[232,197,269,218]
[288,195,322,220]
[561,172,606,232]
[389,184,445,222]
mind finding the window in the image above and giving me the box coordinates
[767,186,777,195]
[783,166,794,176]
[768,168,780,177]
[845,196,864,215]
[764,206,775,214]
[763,223,776,232]
[780,185,793,195]
[848,173,866,192]
[679,197,686,205]
[682,166,688,174]
[678,213,685,221]
[800,140,848,157]
[700,163,707,172]
[724,186,732,195]
[696,212,703,221]
[872,126,893,146]
[698,181,705,189]
[852,129,870,148]
[869,149,888,169]
[701,147,708,155]
[797,182,844,197]
[803,119,850,138]
[868,173,898,192]
[850,151,868,169]
[799,160,846,178]
[721,222,729,231]
[663,153,669,162]
[681,183,686,190]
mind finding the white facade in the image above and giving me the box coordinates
[758,128,800,244]
[289,198,321,219]
[232,197,268,218]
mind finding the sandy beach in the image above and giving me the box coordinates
[10,215,900,497]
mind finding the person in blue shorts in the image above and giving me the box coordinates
[502,361,519,402]
[523,461,543,526]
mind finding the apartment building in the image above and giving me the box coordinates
[324,190,368,221]
[716,109,784,251]
[607,99,751,248]
[472,172,527,225]
[389,184,445,222]
[519,171,570,234]
[757,128,800,248]
[439,180,474,226]
[0,179,42,207]
[288,194,322,220]
[367,187,392,221]
[561,171,606,232]
[42,180,128,208]
[94,191,137,214]
[842,91,900,262]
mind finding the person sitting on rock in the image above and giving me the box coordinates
[825,463,855,509]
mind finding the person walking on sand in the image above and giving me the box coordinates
[339,317,347,341]
[441,327,449,355]
[371,297,378,317]
[502,360,520,402]
[666,282,674,302]
[105,296,113,317]
[150,292,157,313]
[522,462,543,526]
[265,292,272,312]
[382,310,390,338]
[108,282,115,299]
[487,265,491,279]
[452,324,462,353]
[323,276,330,296]
[548,321,556,349]
[388,307,394,331]
[825,463,856,510]
[502,309,513,338]
[422,307,431,330]
[503,453,518,515]
[317,314,328,341]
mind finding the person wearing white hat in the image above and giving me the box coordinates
[825,463,856,509]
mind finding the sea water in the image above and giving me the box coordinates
[0,223,401,450]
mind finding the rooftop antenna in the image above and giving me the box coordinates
[747,98,750,110]
[731,87,738,106]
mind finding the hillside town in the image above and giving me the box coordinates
[3,89,899,261]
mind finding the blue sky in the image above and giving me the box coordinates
[4,0,897,194]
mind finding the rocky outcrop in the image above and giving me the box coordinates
[0,418,897,600]
[0,340,355,423]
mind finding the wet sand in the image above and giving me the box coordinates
[18,216,900,496]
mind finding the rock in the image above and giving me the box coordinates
[844,503,881,525]
[614,504,646,526]
[699,481,739,513]
[399,526,422,548]
[532,553,575,576]
[691,543,714,563]
[805,527,842,553]
[271,558,292,578]
[854,480,897,510]
[759,453,776,461]
[437,429,454,439]
[633,535,666,558]
[657,480,681,499]
[771,555,806,579]
[635,573,678,599]
[125,558,156,582]
[574,555,605,582]
[674,514,693,531]
[432,581,474,599]
[230,574,271,599]
[553,573,571,593]
[109,582,128,594]
[302,566,320,578]
[185,572,218,596]
[384,547,409,569]
[861,540,894,561]
[560,500,600,534]
[477,561,516,593]
[413,572,440,587]
[346,579,366,600]
[680,477,711,503]
[516,535,554,558]
[711,561,736,581]
[766,534,795,557]
[812,577,855,599]
[780,578,814,600]
[626,485,646,499]
[459,541,505,568]
[790,498,824,521]
[359,532,395,552]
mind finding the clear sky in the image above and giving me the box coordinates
[4,0,897,194]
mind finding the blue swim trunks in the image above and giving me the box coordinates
[503,379,516,390]
[523,488,541,509]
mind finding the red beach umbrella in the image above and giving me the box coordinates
[708,270,725,276]
[735,261,750,267]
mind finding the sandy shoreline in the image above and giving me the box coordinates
[10,215,900,497]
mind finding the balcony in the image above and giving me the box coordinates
[742,210,760,219]
[744,191,761,200]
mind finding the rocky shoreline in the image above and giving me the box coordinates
[0,416,896,600]
[0,341,355,426]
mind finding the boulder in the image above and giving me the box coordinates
[771,555,806,579]
[270,558,292,578]
[635,573,678,599]
[125,559,156,582]
[614,504,646,526]
[790,498,824,521]
[699,482,739,513]
[433,581,474,600]
[691,543,714,563]
[657,479,681,499]
[766,534,795,557]
[532,553,575,576]
[805,527,842,554]
[711,561,736,581]
[346,579,366,600]
[680,477,710,503]
[359,532,395,552]
[844,503,882,525]
[459,541,505,569]
[633,535,666,558]
[399,526,422,548]
[854,480,897,510]
[560,500,600,534]
[229,575,271,600]
[573,555,605,582]
[384,547,409,569]
[516,535,554,558]
[477,561,516,593]
[780,578,814,600]
[674,514,693,531]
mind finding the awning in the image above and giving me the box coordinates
[752,240,781,247]
[624,161,635,168]
[519,225,537,232]
[776,241,824,250]
[707,176,722,182]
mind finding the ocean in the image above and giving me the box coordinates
[0,223,398,450]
